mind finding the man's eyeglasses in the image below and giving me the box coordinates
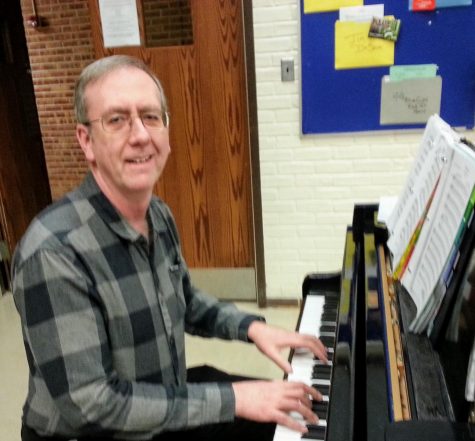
[84,110,169,133]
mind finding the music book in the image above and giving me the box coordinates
[385,114,475,333]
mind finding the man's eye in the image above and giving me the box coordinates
[142,113,161,123]
[107,115,126,125]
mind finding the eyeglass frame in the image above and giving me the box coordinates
[83,109,170,133]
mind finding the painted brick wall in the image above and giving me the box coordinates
[20,0,94,200]
[252,0,473,299]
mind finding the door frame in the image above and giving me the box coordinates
[242,1,266,307]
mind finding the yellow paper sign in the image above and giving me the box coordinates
[304,0,363,13]
[335,20,395,70]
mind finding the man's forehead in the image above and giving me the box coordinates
[84,67,161,109]
[88,65,157,90]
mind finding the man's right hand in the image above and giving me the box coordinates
[232,380,323,433]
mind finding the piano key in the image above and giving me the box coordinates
[312,368,331,380]
[319,325,336,333]
[302,424,326,440]
[313,384,330,396]
[311,400,328,415]
[313,359,332,366]
[321,313,337,322]
[274,293,336,441]
[311,378,331,387]
[319,336,335,347]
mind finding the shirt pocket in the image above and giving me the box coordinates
[168,261,187,318]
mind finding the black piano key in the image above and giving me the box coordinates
[303,424,326,439]
[321,313,337,322]
[316,351,333,361]
[312,400,328,412]
[319,325,336,333]
[324,299,338,307]
[313,365,332,379]
[319,336,335,347]
[314,363,332,373]
[323,305,338,314]
[312,383,330,395]
[311,401,328,419]
[324,304,338,311]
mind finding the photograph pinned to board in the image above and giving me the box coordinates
[368,16,401,41]
[380,75,442,125]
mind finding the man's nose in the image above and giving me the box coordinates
[129,116,150,140]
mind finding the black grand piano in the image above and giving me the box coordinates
[273,203,475,441]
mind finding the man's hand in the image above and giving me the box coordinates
[247,321,328,373]
[232,380,322,433]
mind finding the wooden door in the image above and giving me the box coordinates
[88,0,262,301]
[0,1,51,274]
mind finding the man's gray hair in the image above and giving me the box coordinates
[74,55,168,124]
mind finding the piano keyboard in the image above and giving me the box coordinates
[273,293,338,441]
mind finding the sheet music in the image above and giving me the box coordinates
[387,134,451,270]
[377,195,398,225]
[402,142,475,316]
[386,114,455,235]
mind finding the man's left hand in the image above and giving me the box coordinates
[247,321,328,373]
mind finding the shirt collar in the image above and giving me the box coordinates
[78,172,168,242]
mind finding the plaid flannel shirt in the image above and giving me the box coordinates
[12,172,263,440]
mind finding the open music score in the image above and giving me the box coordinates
[385,114,475,334]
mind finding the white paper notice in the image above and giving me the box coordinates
[339,4,384,22]
[99,0,140,48]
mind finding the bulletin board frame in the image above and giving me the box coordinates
[300,0,475,135]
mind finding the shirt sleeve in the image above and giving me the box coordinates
[159,201,266,342]
[182,274,266,342]
[13,248,236,438]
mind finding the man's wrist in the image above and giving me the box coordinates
[246,318,266,343]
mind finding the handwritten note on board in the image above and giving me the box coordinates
[380,76,442,125]
[335,20,395,69]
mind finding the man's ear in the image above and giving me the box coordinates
[76,124,95,163]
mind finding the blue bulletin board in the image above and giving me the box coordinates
[300,0,475,134]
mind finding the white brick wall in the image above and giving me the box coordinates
[252,0,473,299]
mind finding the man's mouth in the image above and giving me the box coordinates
[127,155,152,164]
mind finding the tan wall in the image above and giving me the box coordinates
[20,0,93,200]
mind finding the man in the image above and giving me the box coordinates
[12,55,327,441]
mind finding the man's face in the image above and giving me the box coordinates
[76,66,170,202]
